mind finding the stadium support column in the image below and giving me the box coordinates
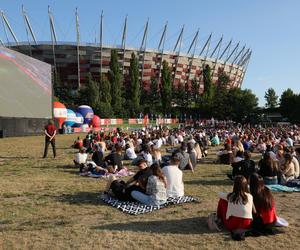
[121,15,128,75]
[172,25,184,86]
[157,22,168,84]
[199,33,212,85]
[0,10,19,45]
[224,42,239,65]
[22,6,37,45]
[76,8,81,89]
[210,36,223,80]
[215,39,232,86]
[48,6,57,81]
[199,33,212,57]
[228,45,245,85]
[239,51,252,88]
[186,29,199,84]
[0,38,3,46]
[99,10,103,83]
[1,14,10,47]
[233,48,250,86]
[219,39,232,61]
[139,18,149,86]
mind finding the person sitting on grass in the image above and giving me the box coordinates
[73,136,83,149]
[106,159,152,201]
[280,153,296,184]
[233,150,244,163]
[74,147,88,172]
[211,133,220,146]
[295,147,300,164]
[80,161,110,176]
[217,143,234,165]
[161,155,184,198]
[140,144,153,167]
[237,151,256,180]
[194,142,203,161]
[217,175,255,240]
[124,143,137,160]
[173,142,194,173]
[92,144,106,168]
[258,152,280,185]
[187,142,197,170]
[131,163,167,206]
[104,143,123,171]
[249,173,277,228]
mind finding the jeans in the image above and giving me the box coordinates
[263,177,278,185]
[131,191,166,206]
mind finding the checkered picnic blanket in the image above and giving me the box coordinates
[102,196,197,215]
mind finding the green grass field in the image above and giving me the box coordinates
[0,134,300,249]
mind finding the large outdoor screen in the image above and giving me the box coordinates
[0,46,52,118]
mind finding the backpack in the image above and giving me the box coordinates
[207,213,221,231]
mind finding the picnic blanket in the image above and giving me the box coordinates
[102,195,197,215]
[266,184,300,192]
[80,168,134,178]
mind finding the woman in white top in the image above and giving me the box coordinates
[74,147,88,165]
[217,175,255,233]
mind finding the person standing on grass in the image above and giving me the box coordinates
[43,119,57,158]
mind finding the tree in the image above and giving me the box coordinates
[202,64,213,97]
[280,88,294,118]
[216,68,231,89]
[53,72,74,106]
[264,88,278,108]
[172,82,185,108]
[148,77,161,112]
[161,60,172,113]
[191,79,200,105]
[198,64,216,117]
[96,75,113,117]
[126,52,141,116]
[109,49,124,116]
[86,73,100,108]
[279,88,300,123]
[230,88,258,122]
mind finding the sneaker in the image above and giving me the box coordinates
[231,232,245,241]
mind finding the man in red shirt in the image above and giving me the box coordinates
[43,119,57,158]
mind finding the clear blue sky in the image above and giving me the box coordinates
[1,0,300,106]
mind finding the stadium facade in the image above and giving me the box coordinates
[1,8,252,91]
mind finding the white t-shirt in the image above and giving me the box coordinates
[177,135,184,143]
[218,192,253,219]
[126,147,137,160]
[162,165,184,197]
[75,153,88,164]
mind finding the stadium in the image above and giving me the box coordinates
[1,8,251,91]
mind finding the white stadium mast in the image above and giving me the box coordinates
[0,10,19,45]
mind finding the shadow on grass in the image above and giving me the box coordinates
[55,164,80,175]
[92,216,218,235]
[185,179,232,186]
[56,164,77,169]
[54,192,103,205]
[0,156,29,159]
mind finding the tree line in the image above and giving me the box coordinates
[264,87,300,123]
[54,49,298,123]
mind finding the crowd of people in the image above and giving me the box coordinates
[70,122,300,240]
